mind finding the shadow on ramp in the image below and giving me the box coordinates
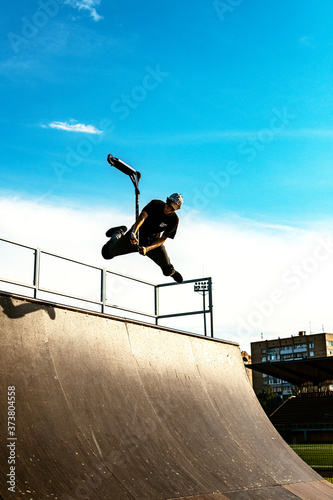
[0,294,56,320]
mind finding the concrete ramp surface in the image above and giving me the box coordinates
[1,293,333,499]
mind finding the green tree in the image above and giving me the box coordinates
[257,386,282,416]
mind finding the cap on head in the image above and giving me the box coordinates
[167,193,184,209]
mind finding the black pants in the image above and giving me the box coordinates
[101,232,175,276]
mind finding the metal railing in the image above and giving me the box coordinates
[275,423,333,431]
[0,237,214,337]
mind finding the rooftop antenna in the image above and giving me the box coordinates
[309,322,312,334]
[322,324,325,333]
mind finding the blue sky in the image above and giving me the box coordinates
[1,0,333,221]
[1,0,333,349]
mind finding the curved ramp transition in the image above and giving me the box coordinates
[1,293,333,499]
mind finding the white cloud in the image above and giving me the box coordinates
[113,128,333,146]
[41,122,333,143]
[46,121,103,134]
[1,196,333,354]
[299,36,315,48]
[288,129,333,138]
[65,0,103,22]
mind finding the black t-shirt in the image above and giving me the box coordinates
[134,200,179,246]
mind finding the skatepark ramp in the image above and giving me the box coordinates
[1,292,333,500]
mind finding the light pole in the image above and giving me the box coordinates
[194,280,209,336]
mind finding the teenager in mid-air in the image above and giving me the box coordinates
[101,193,184,283]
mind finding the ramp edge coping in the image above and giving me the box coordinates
[0,290,238,346]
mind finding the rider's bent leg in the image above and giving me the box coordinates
[101,232,136,260]
[147,246,183,283]
[147,245,180,276]
[147,245,171,272]
[162,264,176,276]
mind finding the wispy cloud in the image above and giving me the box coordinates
[298,36,315,48]
[113,128,333,146]
[289,128,333,138]
[44,121,103,134]
[65,0,103,22]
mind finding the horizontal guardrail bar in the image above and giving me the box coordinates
[41,249,103,271]
[0,236,36,251]
[157,309,211,320]
[275,423,333,430]
[0,237,156,285]
[105,269,156,287]
[37,286,103,306]
[104,302,156,319]
[0,277,36,291]
[156,277,212,288]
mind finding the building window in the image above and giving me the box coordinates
[262,373,267,378]
[329,350,333,355]
[268,354,280,361]
[267,347,280,361]
[309,351,315,357]
[327,341,333,347]
[280,345,292,352]
[294,343,307,351]
[262,356,266,362]
[295,352,307,359]
[261,349,266,354]
[309,342,314,348]
[267,354,280,361]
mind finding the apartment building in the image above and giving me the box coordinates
[251,332,333,397]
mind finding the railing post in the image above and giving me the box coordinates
[101,268,106,314]
[208,277,214,338]
[154,285,159,325]
[33,248,41,299]
[203,291,207,336]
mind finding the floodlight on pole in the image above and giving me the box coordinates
[194,281,209,293]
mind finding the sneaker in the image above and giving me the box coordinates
[171,271,183,283]
[105,225,127,238]
[109,226,127,243]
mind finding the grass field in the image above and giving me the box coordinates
[290,443,333,481]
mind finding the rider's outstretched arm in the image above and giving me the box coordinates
[145,235,167,252]
[130,210,148,244]
[138,235,167,256]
